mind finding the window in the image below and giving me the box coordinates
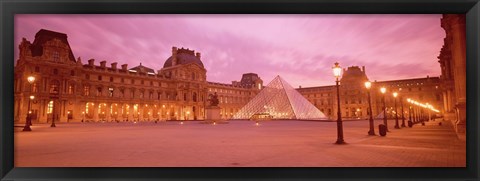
[32,83,38,93]
[68,84,75,94]
[71,70,75,76]
[110,77,114,82]
[121,78,124,83]
[47,100,54,114]
[158,92,161,100]
[53,51,60,62]
[150,81,153,86]
[49,80,60,94]
[53,69,58,75]
[35,66,40,72]
[184,93,187,101]
[83,86,90,96]
[108,87,114,97]
[149,92,153,99]
[98,75,102,81]
[86,74,90,80]
[120,89,124,98]
[192,72,195,80]
[97,87,102,96]
[193,92,197,102]
[140,91,144,99]
[141,80,144,85]
[131,90,135,98]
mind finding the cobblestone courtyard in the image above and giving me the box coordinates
[14,119,465,167]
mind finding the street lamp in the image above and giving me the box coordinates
[23,76,36,131]
[332,62,345,144]
[364,81,375,135]
[407,99,412,127]
[23,95,35,131]
[393,92,399,129]
[380,87,388,132]
[400,95,406,127]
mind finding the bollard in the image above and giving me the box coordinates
[378,124,387,136]
[438,122,442,126]
[421,122,425,126]
[408,121,413,128]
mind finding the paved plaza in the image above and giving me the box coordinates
[14,119,465,167]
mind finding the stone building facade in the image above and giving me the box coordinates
[438,14,466,134]
[14,29,262,123]
[297,66,443,120]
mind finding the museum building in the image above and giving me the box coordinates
[14,29,445,124]
[14,29,263,123]
[297,66,443,121]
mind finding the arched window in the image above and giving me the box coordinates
[68,83,75,94]
[97,87,103,96]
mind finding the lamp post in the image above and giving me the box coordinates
[364,81,375,135]
[380,87,388,132]
[426,103,431,122]
[400,96,406,127]
[23,76,36,131]
[393,92,399,129]
[332,62,345,144]
[23,95,35,131]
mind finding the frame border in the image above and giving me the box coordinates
[1,0,479,180]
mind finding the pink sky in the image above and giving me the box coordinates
[14,14,444,87]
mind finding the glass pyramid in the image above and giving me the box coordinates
[232,76,327,120]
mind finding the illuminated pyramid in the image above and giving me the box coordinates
[232,76,327,120]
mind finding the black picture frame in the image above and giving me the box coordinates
[1,0,479,180]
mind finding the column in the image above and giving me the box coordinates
[106,103,111,122]
[93,102,99,122]
[128,104,134,121]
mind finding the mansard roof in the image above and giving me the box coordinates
[31,29,76,62]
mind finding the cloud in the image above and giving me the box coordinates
[14,14,444,87]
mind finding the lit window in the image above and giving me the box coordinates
[68,84,75,94]
[47,100,54,114]
[109,87,114,97]
[84,86,90,96]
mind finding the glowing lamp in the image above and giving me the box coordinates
[27,76,36,84]
[364,81,371,89]
[380,87,386,94]
[332,62,342,78]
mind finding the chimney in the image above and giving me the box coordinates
[362,66,365,72]
[88,59,95,66]
[111,62,118,70]
[100,61,106,68]
[121,64,128,71]
[299,85,302,88]
[196,52,201,59]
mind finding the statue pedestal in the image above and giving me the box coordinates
[205,106,222,123]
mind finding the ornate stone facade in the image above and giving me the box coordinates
[14,29,262,123]
[297,66,443,120]
[438,14,466,134]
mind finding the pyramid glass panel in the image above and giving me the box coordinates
[232,76,327,120]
